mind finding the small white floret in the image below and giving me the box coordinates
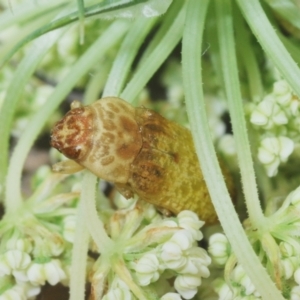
[160,292,182,300]
[27,259,66,286]
[208,233,229,265]
[135,253,160,286]
[258,136,294,177]
[291,285,300,300]
[177,210,204,241]
[5,250,31,270]
[174,274,201,299]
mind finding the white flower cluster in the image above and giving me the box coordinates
[91,205,211,300]
[101,277,183,300]
[257,136,294,177]
[0,170,79,299]
[132,211,211,299]
[0,239,67,299]
[209,234,261,299]
[209,184,300,300]
[250,80,299,176]
[273,185,300,300]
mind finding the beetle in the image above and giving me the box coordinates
[51,97,233,224]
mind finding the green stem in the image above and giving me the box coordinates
[82,171,113,252]
[215,1,265,227]
[137,0,183,66]
[182,0,284,299]
[0,0,148,67]
[69,199,89,300]
[234,7,263,102]
[83,59,112,105]
[77,0,85,44]
[4,20,130,213]
[236,0,300,98]
[103,17,156,97]
[0,29,65,195]
[113,258,148,300]
[121,0,185,102]
[0,0,68,30]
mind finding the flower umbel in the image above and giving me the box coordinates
[0,169,79,298]
[90,206,210,300]
[250,80,300,177]
[210,183,300,300]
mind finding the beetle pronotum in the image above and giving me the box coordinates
[51,97,233,224]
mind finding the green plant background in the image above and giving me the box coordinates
[1,0,300,299]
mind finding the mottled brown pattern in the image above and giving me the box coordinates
[103,119,117,131]
[107,102,120,113]
[119,115,136,131]
[51,106,93,161]
[117,143,137,160]
[51,97,233,225]
[101,155,115,166]
[127,107,231,224]
[100,132,115,144]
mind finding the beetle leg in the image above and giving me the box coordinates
[115,182,134,199]
[52,159,85,174]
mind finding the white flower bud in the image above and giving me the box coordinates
[232,264,245,282]
[0,257,11,276]
[290,99,299,116]
[5,250,31,270]
[232,265,256,296]
[102,287,133,300]
[27,263,44,285]
[258,136,294,177]
[240,274,256,295]
[281,257,297,280]
[27,259,66,286]
[144,204,161,222]
[218,134,236,156]
[277,137,294,162]
[177,211,204,241]
[287,186,300,206]
[0,284,26,300]
[161,293,182,300]
[160,219,178,228]
[174,274,201,299]
[295,268,300,285]
[178,247,210,277]
[170,230,194,250]
[250,96,275,127]
[113,194,135,209]
[251,92,290,129]
[208,233,229,265]
[63,215,76,243]
[12,270,28,282]
[273,80,292,106]
[272,106,288,125]
[135,253,160,286]
[24,283,41,298]
[215,280,234,300]
[48,236,65,256]
[161,241,187,270]
[279,241,296,257]
[291,285,300,300]
[0,289,24,300]
[6,238,32,253]
[161,230,194,270]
